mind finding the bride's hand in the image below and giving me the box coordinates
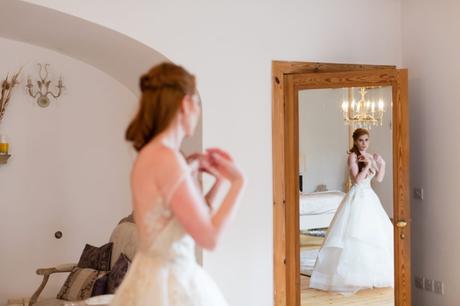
[358,154,371,166]
[186,152,210,175]
[186,152,221,180]
[204,148,245,184]
[185,152,202,165]
[373,153,385,169]
[373,153,385,167]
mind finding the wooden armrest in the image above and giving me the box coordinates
[30,263,77,305]
[36,263,77,275]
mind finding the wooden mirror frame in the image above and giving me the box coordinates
[272,61,410,306]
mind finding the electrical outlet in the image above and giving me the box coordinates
[414,187,424,200]
[424,278,433,291]
[415,275,424,289]
[434,280,444,295]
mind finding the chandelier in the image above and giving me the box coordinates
[341,87,385,129]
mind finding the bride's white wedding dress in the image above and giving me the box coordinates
[110,170,228,306]
[309,162,394,294]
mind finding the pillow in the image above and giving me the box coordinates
[57,267,107,301]
[106,253,131,294]
[78,242,113,271]
[91,274,108,296]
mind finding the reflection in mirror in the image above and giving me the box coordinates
[298,87,394,305]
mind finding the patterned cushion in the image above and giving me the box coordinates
[78,242,113,271]
[109,222,137,269]
[91,274,109,296]
[57,267,107,301]
[106,253,131,294]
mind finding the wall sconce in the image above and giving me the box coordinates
[26,64,64,108]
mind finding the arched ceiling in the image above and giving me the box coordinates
[0,0,169,95]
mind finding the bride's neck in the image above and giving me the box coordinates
[156,124,185,150]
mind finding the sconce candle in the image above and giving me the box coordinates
[0,135,8,154]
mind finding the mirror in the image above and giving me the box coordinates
[298,86,394,305]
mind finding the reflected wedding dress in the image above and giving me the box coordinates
[309,161,394,294]
[110,169,228,306]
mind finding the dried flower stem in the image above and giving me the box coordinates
[0,68,21,123]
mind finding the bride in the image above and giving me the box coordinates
[309,128,394,294]
[110,63,245,306]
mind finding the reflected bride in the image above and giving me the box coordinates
[309,128,394,294]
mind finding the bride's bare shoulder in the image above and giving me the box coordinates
[133,144,184,179]
[348,152,358,165]
[348,152,357,160]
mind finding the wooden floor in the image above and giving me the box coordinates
[301,276,394,305]
[300,233,394,306]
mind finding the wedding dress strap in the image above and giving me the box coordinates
[164,166,192,204]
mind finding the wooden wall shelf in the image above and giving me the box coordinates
[0,154,11,164]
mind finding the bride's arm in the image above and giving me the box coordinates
[373,153,386,182]
[348,153,371,183]
[169,149,245,251]
[204,178,223,209]
[186,152,223,209]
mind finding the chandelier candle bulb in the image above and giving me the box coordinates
[378,99,384,111]
[342,101,348,113]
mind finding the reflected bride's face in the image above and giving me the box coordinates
[355,134,370,152]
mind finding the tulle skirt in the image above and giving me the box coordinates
[309,184,394,294]
[110,251,228,306]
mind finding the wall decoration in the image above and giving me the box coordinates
[26,64,64,108]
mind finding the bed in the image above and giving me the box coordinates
[299,190,345,230]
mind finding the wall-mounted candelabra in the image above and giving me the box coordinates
[26,64,64,108]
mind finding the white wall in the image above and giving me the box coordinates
[0,0,169,95]
[402,1,460,305]
[19,1,403,305]
[0,37,137,303]
[299,89,349,193]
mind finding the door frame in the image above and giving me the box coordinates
[272,61,411,306]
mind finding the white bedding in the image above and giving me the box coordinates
[300,249,320,276]
[299,190,345,216]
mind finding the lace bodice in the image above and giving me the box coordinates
[109,153,228,306]
[137,197,195,262]
[353,156,379,188]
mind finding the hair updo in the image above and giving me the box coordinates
[126,62,196,151]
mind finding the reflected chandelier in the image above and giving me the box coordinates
[341,87,385,129]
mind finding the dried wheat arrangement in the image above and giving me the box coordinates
[0,69,21,123]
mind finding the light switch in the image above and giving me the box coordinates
[415,276,424,289]
[434,280,444,295]
[414,187,424,200]
[424,278,433,291]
